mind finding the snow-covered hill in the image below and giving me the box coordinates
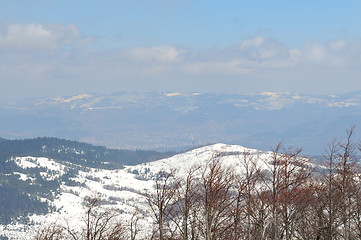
[0,143,285,239]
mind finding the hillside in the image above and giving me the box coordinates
[0,137,173,228]
[0,143,262,239]
[1,139,360,239]
[0,143,311,239]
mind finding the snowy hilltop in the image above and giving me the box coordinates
[1,136,361,239]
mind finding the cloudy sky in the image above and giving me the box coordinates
[1,0,361,101]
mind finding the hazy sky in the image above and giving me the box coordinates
[1,0,361,101]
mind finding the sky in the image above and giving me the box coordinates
[1,0,361,102]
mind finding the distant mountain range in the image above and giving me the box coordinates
[1,91,361,154]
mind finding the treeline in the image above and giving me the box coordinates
[35,127,361,239]
[0,137,174,168]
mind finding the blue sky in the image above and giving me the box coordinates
[1,0,361,101]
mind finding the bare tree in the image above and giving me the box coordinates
[337,126,357,240]
[145,169,179,240]
[261,143,283,240]
[352,163,361,238]
[292,181,321,240]
[261,143,311,240]
[34,197,125,240]
[279,147,311,240]
[308,127,359,240]
[233,149,261,240]
[67,197,125,240]
[35,221,65,240]
[317,139,343,240]
[129,207,143,240]
[168,165,200,240]
[197,153,235,240]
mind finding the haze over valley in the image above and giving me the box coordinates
[2,91,361,155]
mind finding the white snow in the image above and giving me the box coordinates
[1,143,304,239]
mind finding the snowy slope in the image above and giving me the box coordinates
[0,143,300,239]
[127,143,269,178]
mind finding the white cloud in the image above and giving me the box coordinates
[328,39,346,51]
[237,37,290,61]
[299,40,361,67]
[183,60,251,75]
[239,36,265,49]
[2,25,361,100]
[302,42,326,63]
[0,23,91,51]
[128,46,184,62]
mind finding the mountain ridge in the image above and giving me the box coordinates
[0,137,174,168]
[2,91,361,154]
